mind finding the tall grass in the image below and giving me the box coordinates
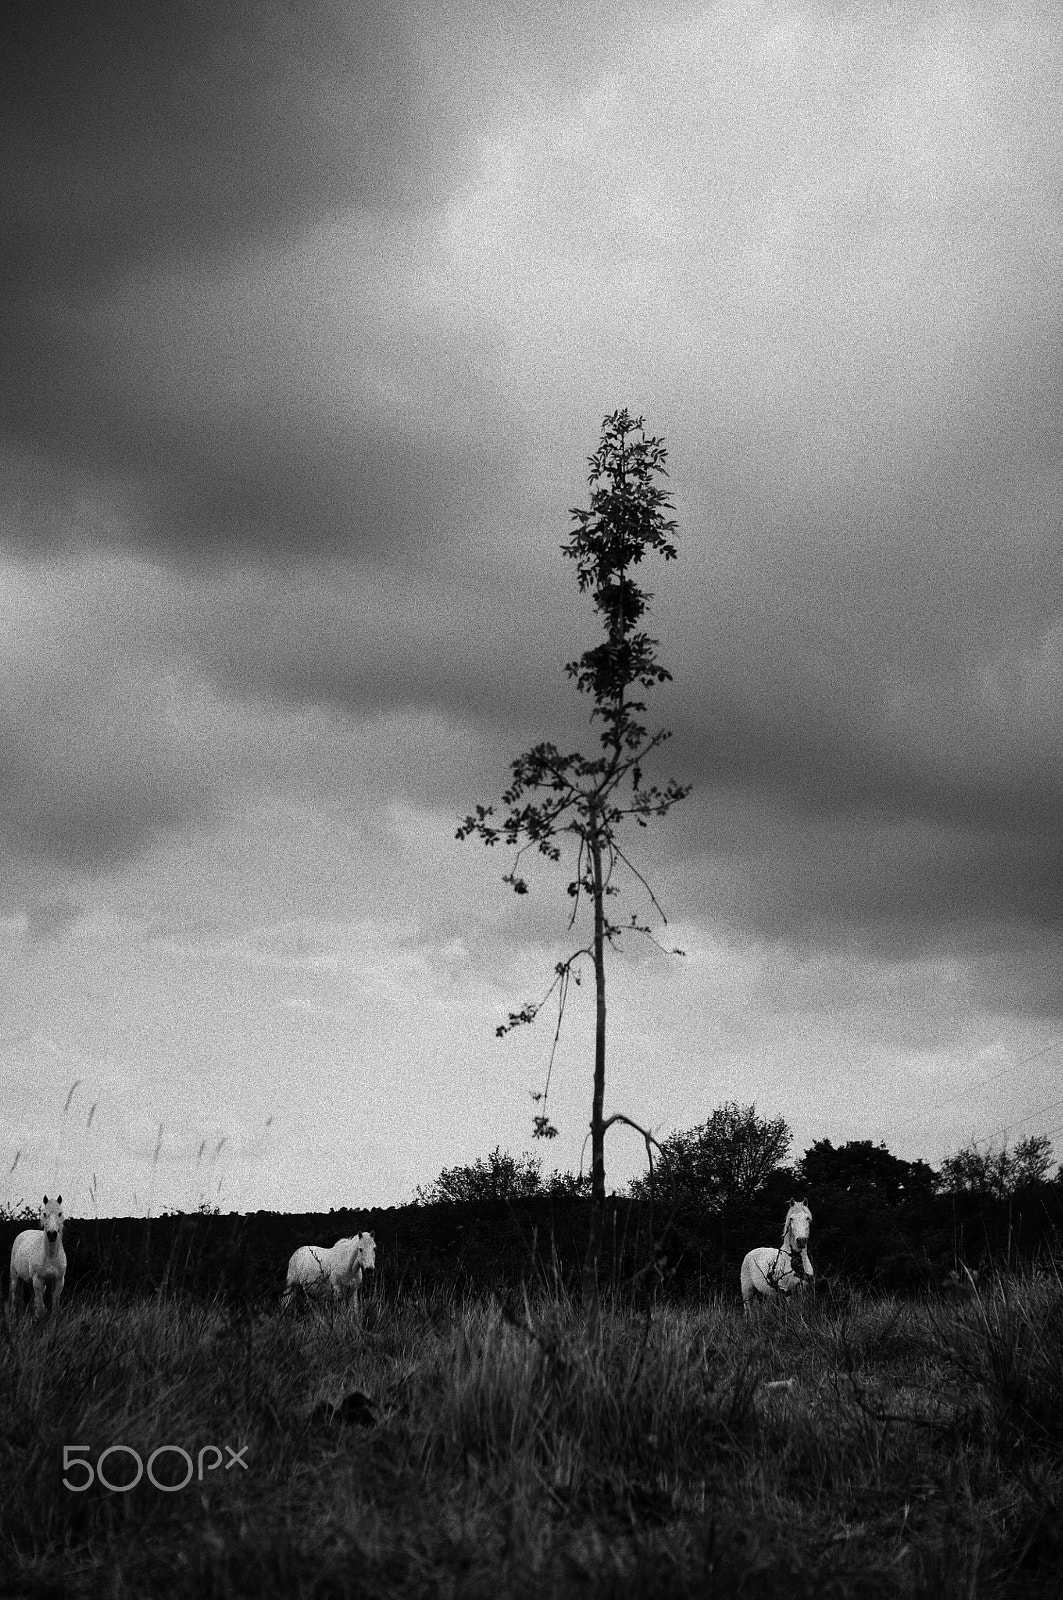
[2,1275,1061,1597]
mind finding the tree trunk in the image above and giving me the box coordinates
[583,819,607,1314]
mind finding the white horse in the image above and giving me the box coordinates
[282,1232,376,1311]
[740,1199,813,1314]
[9,1194,67,1320]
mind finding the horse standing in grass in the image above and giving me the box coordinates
[282,1233,376,1312]
[740,1200,813,1313]
[8,1195,67,1320]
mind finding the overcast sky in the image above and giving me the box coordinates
[3,0,1063,1218]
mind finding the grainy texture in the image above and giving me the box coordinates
[2,1273,1062,1597]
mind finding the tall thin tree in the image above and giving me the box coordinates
[458,409,690,1301]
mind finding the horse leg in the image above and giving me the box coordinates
[741,1257,765,1315]
[33,1277,46,1319]
[52,1279,63,1313]
[745,1283,768,1316]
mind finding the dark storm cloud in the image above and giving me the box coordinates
[181,556,584,729]
[653,411,1063,953]
[0,370,514,562]
[0,749,202,872]
[2,0,1063,985]
[670,788,1063,959]
[2,0,691,292]
[0,0,699,563]
[0,0,466,294]
[0,0,570,563]
[0,653,219,871]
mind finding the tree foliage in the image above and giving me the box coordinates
[797,1139,937,1207]
[415,1147,588,1206]
[938,1134,1054,1200]
[629,1102,792,1210]
[458,411,687,929]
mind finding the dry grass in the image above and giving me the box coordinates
[2,1275,1062,1597]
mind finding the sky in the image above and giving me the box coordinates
[3,0,1063,1218]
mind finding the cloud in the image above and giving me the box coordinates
[0,0,484,293]
[1,0,1063,1146]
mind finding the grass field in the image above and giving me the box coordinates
[2,1273,1062,1598]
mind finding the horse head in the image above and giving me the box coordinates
[785,1198,811,1252]
[41,1194,64,1244]
[336,1234,376,1275]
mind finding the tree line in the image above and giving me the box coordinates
[415,1103,1056,1210]
[411,1106,1061,1296]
